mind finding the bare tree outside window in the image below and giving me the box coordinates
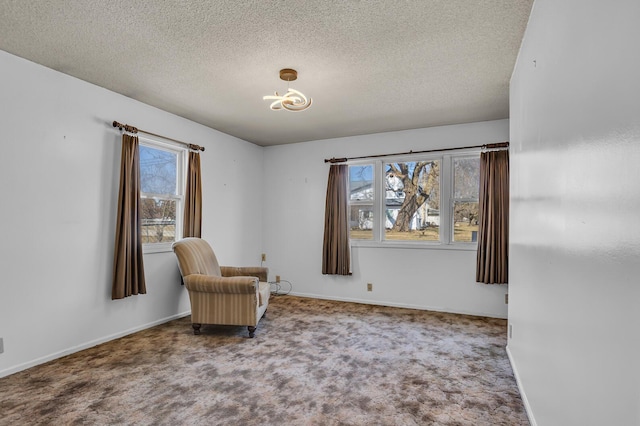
[139,144,180,244]
[347,153,479,245]
[385,160,440,241]
[453,157,480,242]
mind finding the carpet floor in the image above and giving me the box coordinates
[0,296,528,425]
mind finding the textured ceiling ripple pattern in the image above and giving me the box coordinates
[0,0,533,146]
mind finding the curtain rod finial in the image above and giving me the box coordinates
[325,157,347,164]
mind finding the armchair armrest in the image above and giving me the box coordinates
[220,266,269,282]
[183,274,258,294]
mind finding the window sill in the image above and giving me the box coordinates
[143,243,174,254]
[350,240,478,251]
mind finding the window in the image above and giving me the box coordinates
[384,159,440,241]
[348,153,479,248]
[452,157,480,242]
[349,164,374,240]
[139,138,186,252]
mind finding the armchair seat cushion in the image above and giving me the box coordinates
[258,281,270,307]
[221,266,268,283]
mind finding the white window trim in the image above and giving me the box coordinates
[348,149,480,251]
[139,135,187,254]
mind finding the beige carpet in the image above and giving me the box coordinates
[0,296,528,425]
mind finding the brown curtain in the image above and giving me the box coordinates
[183,151,202,238]
[322,164,351,275]
[476,149,509,284]
[112,134,146,299]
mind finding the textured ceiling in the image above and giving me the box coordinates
[0,0,533,146]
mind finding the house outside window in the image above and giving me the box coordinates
[349,164,375,240]
[348,152,479,248]
[139,137,186,253]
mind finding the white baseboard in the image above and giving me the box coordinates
[506,345,536,426]
[287,291,508,319]
[0,311,191,379]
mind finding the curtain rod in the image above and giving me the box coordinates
[324,142,508,163]
[112,121,205,152]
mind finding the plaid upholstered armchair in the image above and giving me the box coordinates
[171,238,270,338]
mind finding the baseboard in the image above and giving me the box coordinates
[506,345,536,426]
[0,311,191,379]
[287,291,508,319]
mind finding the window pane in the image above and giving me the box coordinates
[349,205,373,240]
[349,165,374,201]
[453,201,479,242]
[454,158,479,199]
[384,160,440,241]
[453,157,479,243]
[141,198,176,243]
[349,165,374,240]
[140,145,177,195]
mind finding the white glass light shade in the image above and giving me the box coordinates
[263,88,312,112]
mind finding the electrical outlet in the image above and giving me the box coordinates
[367,283,373,291]
[276,275,281,283]
[509,324,513,339]
[0,338,4,354]
[505,293,509,304]
[261,253,266,262]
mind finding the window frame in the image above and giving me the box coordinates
[347,149,480,251]
[138,136,187,254]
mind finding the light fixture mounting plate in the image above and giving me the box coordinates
[279,68,298,82]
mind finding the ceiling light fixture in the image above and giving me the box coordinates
[263,68,312,112]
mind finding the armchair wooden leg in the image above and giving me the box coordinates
[192,323,202,335]
[247,326,256,338]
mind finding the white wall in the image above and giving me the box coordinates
[263,120,510,318]
[0,50,264,377]
[508,1,640,425]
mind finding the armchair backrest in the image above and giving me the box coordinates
[172,238,222,278]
